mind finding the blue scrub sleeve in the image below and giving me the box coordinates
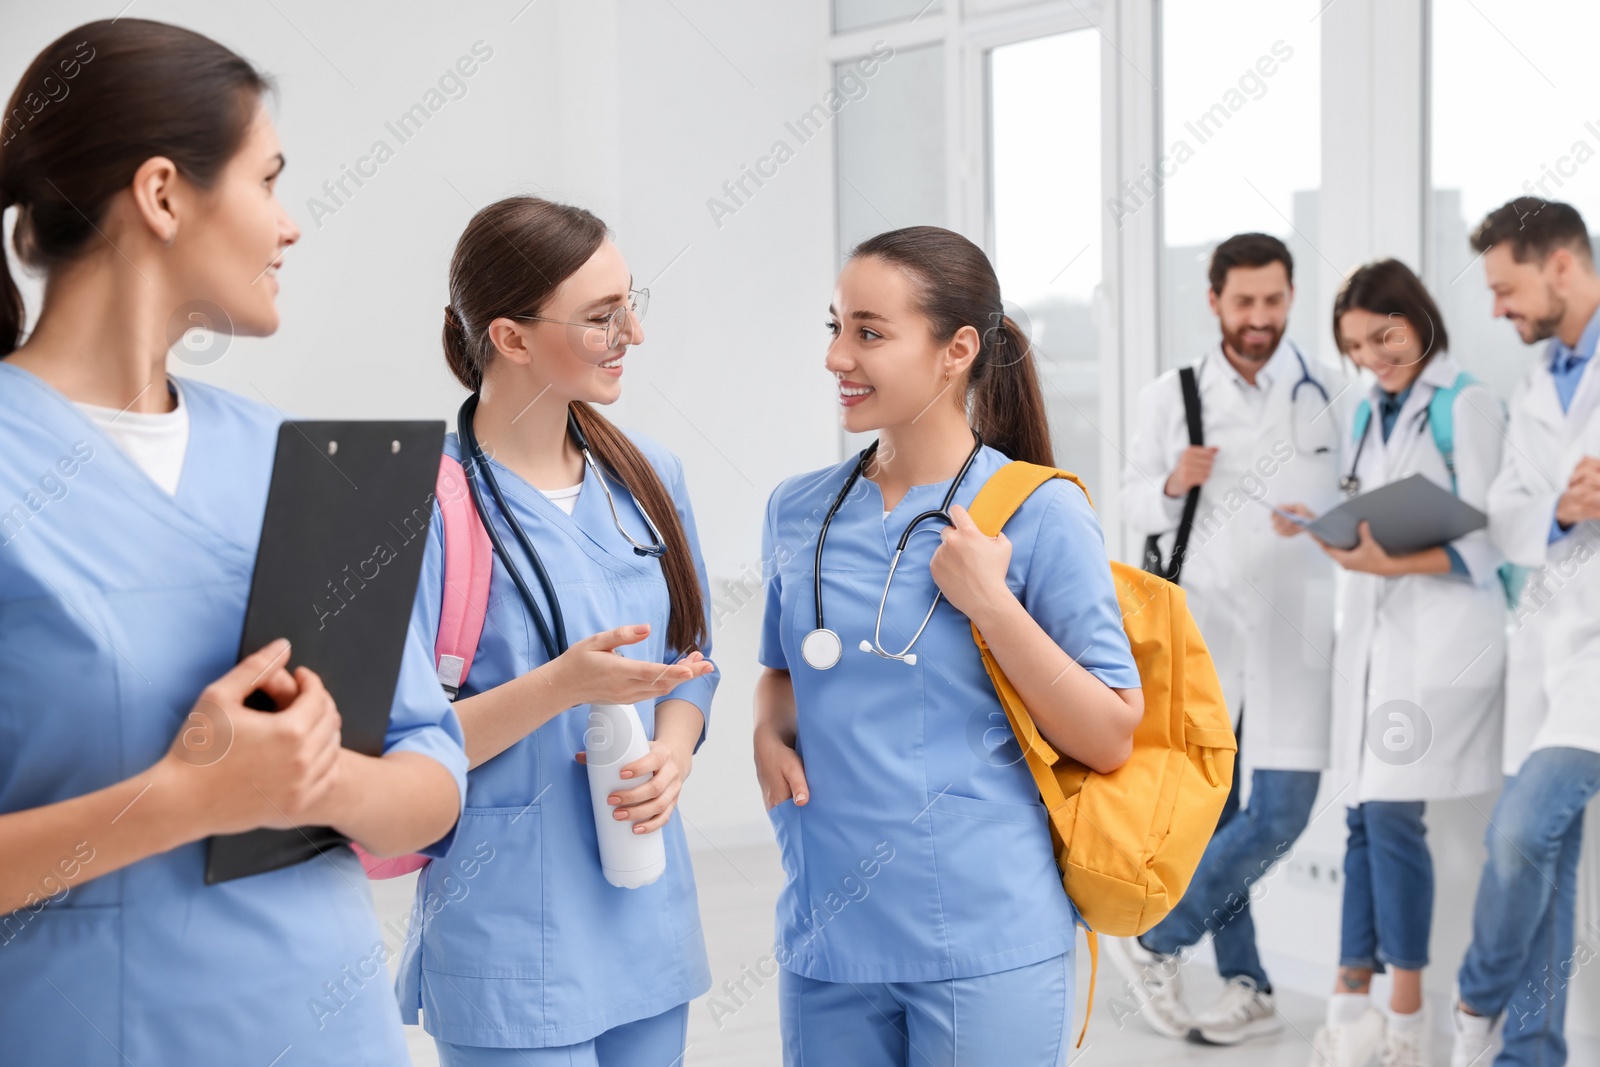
[758,487,789,671]
[1019,481,1142,690]
[396,505,469,858]
[1550,515,1573,543]
[1442,544,1470,577]
[653,453,720,753]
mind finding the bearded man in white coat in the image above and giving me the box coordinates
[1448,199,1600,1067]
[1107,233,1344,1046]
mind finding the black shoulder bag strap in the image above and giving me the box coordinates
[1142,365,1203,583]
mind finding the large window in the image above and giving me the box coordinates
[1428,0,1600,399]
[988,30,1104,487]
[833,0,944,34]
[834,42,946,260]
[1157,0,1322,372]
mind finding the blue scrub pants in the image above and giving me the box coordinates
[778,951,1073,1067]
[1456,747,1600,1067]
[1139,712,1321,991]
[1339,801,1432,972]
[434,1002,689,1067]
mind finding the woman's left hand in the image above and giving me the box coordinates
[1318,520,1395,575]
[929,503,1015,622]
[577,739,690,834]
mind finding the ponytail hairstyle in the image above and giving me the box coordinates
[0,19,272,356]
[849,226,1054,467]
[442,196,706,655]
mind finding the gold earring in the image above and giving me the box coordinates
[944,369,951,382]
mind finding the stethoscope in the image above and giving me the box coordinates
[1281,341,1339,460]
[799,429,984,671]
[457,393,667,662]
[1339,392,1430,498]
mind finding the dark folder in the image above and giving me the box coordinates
[205,419,445,884]
[1306,473,1487,555]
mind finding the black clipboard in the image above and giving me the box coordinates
[205,419,445,884]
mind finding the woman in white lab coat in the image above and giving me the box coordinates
[1277,259,1505,1067]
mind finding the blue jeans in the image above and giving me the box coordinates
[1141,717,1321,990]
[1340,801,1432,971]
[1457,747,1600,1067]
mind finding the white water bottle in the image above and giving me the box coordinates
[585,702,667,888]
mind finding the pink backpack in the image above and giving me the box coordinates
[350,454,493,878]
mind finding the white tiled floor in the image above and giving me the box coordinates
[373,840,1600,1065]
[374,842,1333,1066]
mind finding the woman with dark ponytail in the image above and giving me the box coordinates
[753,226,1143,1063]
[0,19,467,1066]
[397,195,718,1065]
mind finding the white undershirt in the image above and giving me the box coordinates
[540,482,582,515]
[75,379,190,495]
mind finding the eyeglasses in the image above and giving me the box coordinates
[513,288,649,350]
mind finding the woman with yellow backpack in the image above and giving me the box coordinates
[753,225,1161,1065]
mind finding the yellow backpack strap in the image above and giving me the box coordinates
[1079,927,1098,1048]
[967,462,1102,1047]
[965,461,1091,775]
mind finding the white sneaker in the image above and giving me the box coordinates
[1101,935,1192,1039]
[1380,1008,1431,1067]
[1189,975,1284,1046]
[1450,997,1496,1067]
[1307,1008,1386,1067]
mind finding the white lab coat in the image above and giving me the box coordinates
[1328,354,1507,802]
[1123,342,1344,772]
[1488,344,1600,774]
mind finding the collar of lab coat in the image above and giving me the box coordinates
[1547,303,1600,372]
[1202,338,1296,393]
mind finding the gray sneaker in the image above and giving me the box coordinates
[1102,935,1193,1039]
[1189,975,1284,1045]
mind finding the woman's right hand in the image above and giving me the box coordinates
[158,638,345,837]
[754,726,809,810]
[550,623,713,707]
[1271,502,1315,537]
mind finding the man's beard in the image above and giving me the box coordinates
[1519,290,1566,344]
[1221,321,1284,363]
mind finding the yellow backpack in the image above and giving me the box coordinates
[966,462,1236,1042]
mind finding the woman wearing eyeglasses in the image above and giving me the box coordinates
[752,226,1143,1065]
[395,196,718,1066]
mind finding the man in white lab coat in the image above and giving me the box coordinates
[1107,233,1345,1046]
[1449,198,1600,1067]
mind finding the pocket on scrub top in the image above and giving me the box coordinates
[924,792,1064,932]
[766,797,806,885]
[419,806,543,980]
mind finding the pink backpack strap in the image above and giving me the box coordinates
[350,846,430,879]
[353,453,492,880]
[433,453,493,698]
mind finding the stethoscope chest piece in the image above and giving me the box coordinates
[801,627,843,670]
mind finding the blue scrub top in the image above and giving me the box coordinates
[0,364,469,1066]
[760,444,1139,984]
[396,430,719,1049]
